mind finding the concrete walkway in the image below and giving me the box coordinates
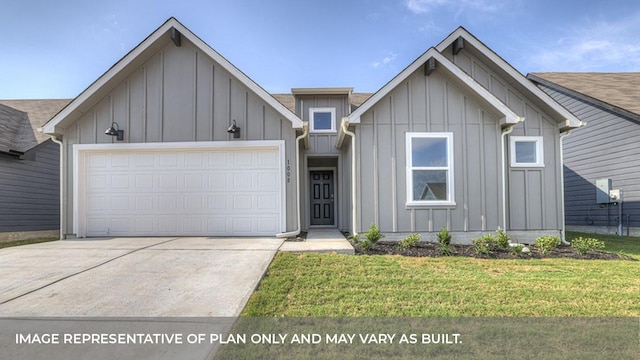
[279,229,354,254]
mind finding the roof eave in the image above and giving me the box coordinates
[436,27,583,130]
[349,49,521,127]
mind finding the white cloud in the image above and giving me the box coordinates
[527,16,640,72]
[406,0,507,15]
[406,0,448,14]
[371,52,398,68]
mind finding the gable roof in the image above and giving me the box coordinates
[528,72,640,118]
[436,27,584,131]
[0,99,70,154]
[43,17,303,135]
[348,48,523,127]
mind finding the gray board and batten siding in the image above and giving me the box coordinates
[530,74,640,235]
[58,35,300,236]
[442,44,564,234]
[292,91,353,232]
[353,46,564,237]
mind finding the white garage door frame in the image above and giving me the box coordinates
[72,141,286,237]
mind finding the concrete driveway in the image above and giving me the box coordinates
[0,237,283,317]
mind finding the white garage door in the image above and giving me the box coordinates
[75,142,284,237]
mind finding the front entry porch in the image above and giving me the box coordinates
[279,228,354,254]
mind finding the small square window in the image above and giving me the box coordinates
[510,136,544,167]
[310,108,336,132]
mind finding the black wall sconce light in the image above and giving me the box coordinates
[105,122,124,141]
[227,120,241,139]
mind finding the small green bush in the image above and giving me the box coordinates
[509,244,524,255]
[353,224,385,250]
[472,234,496,255]
[534,235,561,254]
[495,228,510,249]
[437,227,451,246]
[398,233,421,250]
[364,223,385,244]
[572,237,605,255]
[437,227,452,255]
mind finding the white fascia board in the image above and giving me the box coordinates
[349,49,522,125]
[44,18,303,135]
[436,27,583,129]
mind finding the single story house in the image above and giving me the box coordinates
[528,73,640,236]
[0,99,70,241]
[42,18,583,242]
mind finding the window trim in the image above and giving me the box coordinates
[309,108,336,133]
[510,136,544,167]
[405,132,455,207]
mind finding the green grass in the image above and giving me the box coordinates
[567,231,640,258]
[243,232,640,317]
[0,237,58,249]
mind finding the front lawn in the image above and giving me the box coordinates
[242,232,640,317]
[0,237,57,249]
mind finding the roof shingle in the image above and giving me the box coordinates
[530,72,640,116]
[0,99,71,153]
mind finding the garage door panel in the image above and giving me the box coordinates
[87,153,108,168]
[158,217,178,233]
[257,217,278,233]
[81,145,283,237]
[134,153,155,167]
[158,153,178,167]
[88,175,107,190]
[110,153,130,167]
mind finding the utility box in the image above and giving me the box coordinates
[596,178,612,204]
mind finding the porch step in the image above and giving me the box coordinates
[279,229,354,255]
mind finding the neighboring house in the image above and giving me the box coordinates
[528,73,640,236]
[0,99,70,241]
[42,18,583,242]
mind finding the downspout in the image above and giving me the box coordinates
[500,124,516,233]
[340,118,358,236]
[276,124,308,238]
[559,130,573,245]
[50,136,65,239]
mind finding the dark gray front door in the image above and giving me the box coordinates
[310,171,334,226]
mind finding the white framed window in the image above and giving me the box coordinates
[406,132,455,206]
[510,136,544,167]
[309,108,336,132]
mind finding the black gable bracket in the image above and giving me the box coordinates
[171,28,182,47]
[424,57,436,76]
[453,36,464,55]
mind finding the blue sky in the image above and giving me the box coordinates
[2,0,640,99]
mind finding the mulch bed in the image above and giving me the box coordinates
[352,241,633,260]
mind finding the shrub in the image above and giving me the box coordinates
[472,234,496,255]
[534,235,561,254]
[437,227,452,246]
[364,223,385,244]
[571,237,605,255]
[437,227,452,255]
[354,224,385,250]
[398,233,421,250]
[495,228,510,249]
[509,244,524,255]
